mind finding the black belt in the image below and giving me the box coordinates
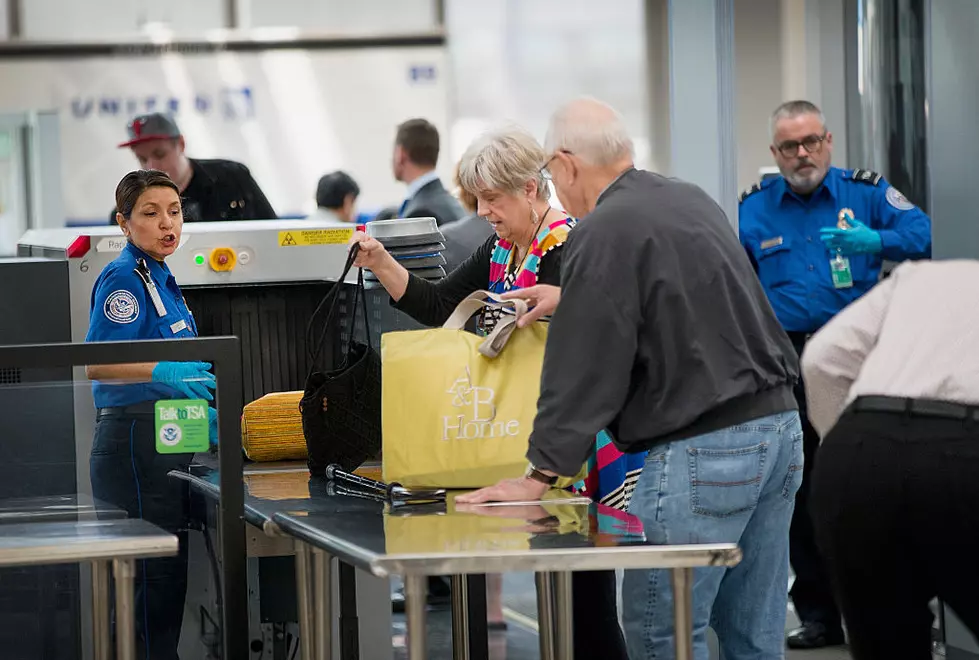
[852,396,979,422]
[97,402,157,420]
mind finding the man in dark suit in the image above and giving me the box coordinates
[392,118,465,226]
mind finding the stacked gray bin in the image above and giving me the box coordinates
[339,218,447,355]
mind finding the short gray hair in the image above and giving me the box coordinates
[770,100,826,140]
[457,125,549,201]
[544,97,634,167]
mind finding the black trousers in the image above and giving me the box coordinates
[786,332,843,629]
[91,414,192,660]
[810,408,979,659]
[573,570,628,659]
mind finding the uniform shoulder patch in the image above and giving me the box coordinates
[104,289,140,324]
[885,185,915,211]
[851,169,883,186]
[738,183,762,203]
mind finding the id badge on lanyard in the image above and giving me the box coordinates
[830,209,854,289]
[133,258,169,317]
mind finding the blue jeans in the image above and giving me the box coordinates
[622,411,803,660]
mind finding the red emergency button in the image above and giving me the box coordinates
[208,247,237,272]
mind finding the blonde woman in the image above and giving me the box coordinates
[352,126,627,658]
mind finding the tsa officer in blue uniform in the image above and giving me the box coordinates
[739,100,932,650]
[86,170,217,659]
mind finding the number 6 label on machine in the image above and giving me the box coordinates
[155,399,210,454]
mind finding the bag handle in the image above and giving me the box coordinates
[441,290,532,359]
[442,290,529,330]
[306,244,361,369]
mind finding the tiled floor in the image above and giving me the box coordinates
[391,573,854,660]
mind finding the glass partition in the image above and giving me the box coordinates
[0,337,245,660]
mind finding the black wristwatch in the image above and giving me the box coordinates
[524,465,558,485]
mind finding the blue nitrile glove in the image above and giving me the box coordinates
[208,407,218,448]
[151,361,216,400]
[819,218,883,255]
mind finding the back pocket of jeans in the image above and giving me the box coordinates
[688,443,767,518]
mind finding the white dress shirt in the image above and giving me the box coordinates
[801,260,979,437]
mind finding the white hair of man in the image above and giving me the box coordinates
[544,97,635,167]
[457,124,549,201]
[770,100,827,141]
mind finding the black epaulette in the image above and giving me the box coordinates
[851,169,883,186]
[738,183,762,203]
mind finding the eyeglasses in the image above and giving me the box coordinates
[775,133,827,158]
[539,149,573,180]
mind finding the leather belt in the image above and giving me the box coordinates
[852,396,979,422]
[96,402,157,420]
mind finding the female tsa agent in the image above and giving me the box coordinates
[85,170,216,659]
[351,126,631,659]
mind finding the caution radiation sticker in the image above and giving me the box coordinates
[278,228,354,247]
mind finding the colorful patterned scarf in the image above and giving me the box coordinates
[487,215,574,294]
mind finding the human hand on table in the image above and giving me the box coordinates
[455,477,549,504]
[499,285,561,328]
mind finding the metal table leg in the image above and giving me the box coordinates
[312,548,333,660]
[295,541,315,660]
[113,558,137,660]
[404,575,428,659]
[672,567,694,660]
[535,572,556,660]
[451,575,470,660]
[91,560,111,660]
[466,575,488,660]
[553,571,574,660]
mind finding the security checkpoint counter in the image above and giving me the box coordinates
[273,496,741,660]
[169,456,741,660]
[169,457,398,660]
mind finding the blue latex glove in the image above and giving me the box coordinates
[208,407,218,448]
[819,218,883,255]
[151,361,216,400]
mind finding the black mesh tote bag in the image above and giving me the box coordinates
[300,245,382,474]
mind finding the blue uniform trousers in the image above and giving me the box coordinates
[91,411,191,660]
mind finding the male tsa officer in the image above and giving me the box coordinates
[110,112,277,223]
[738,99,932,650]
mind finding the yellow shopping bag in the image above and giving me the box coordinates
[381,291,549,488]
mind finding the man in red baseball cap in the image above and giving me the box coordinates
[111,112,277,224]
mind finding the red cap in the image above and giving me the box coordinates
[118,113,181,148]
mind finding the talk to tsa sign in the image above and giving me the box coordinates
[155,399,209,454]
[278,228,354,247]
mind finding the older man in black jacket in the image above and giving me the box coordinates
[459,98,802,660]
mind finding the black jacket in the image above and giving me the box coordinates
[401,178,465,227]
[527,168,799,476]
[109,158,277,224]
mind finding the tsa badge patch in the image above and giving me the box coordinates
[104,290,140,324]
[886,186,915,211]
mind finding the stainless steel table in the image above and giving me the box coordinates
[271,494,742,660]
[0,493,126,523]
[170,460,398,660]
[0,518,178,660]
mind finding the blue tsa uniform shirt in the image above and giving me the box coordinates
[86,242,198,408]
[738,166,931,333]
